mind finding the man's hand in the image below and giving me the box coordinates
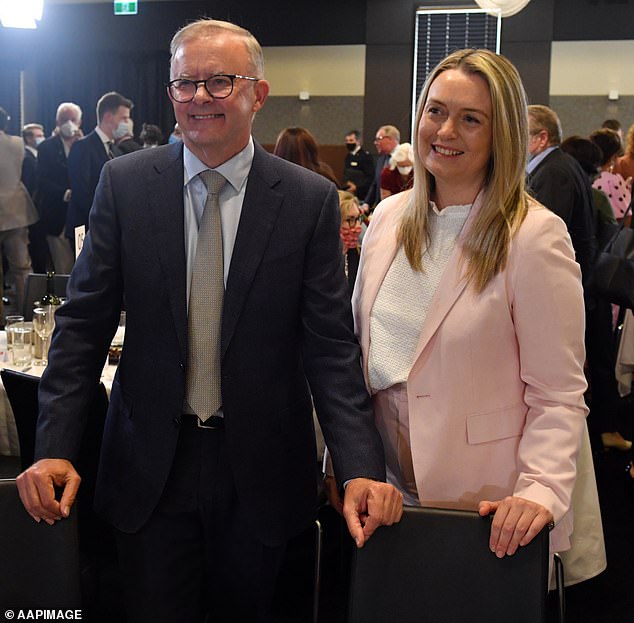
[343,478,403,548]
[479,496,553,558]
[16,459,81,525]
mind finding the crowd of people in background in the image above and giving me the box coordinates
[0,96,183,316]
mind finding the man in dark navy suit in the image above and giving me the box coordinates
[65,91,133,241]
[18,18,402,622]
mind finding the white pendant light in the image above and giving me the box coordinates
[474,0,531,18]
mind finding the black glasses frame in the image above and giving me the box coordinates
[167,74,259,103]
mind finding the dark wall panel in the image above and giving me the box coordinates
[363,43,413,143]
[554,0,634,41]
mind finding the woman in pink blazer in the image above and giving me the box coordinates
[352,49,588,557]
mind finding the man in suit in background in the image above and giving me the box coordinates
[342,129,374,199]
[21,123,48,273]
[527,105,597,285]
[527,105,628,453]
[20,123,44,196]
[65,91,133,242]
[17,19,402,622]
[361,124,400,213]
[37,102,83,274]
[0,107,38,318]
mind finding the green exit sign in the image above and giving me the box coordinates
[114,1,138,15]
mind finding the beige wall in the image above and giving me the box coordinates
[262,45,365,96]
[550,41,634,96]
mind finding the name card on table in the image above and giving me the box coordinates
[75,225,86,259]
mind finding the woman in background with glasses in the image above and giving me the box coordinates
[338,191,364,297]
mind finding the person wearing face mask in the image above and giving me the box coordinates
[21,123,47,272]
[342,130,374,200]
[115,118,143,155]
[380,142,414,200]
[66,91,134,246]
[37,102,83,274]
[21,123,44,197]
[339,190,364,296]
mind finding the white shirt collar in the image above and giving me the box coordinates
[183,137,254,194]
[527,145,558,175]
[95,126,112,146]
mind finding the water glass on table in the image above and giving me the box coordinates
[32,306,56,366]
[8,321,32,367]
[5,315,24,363]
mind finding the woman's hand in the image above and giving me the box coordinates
[478,496,553,558]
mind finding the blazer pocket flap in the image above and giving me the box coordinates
[466,405,526,445]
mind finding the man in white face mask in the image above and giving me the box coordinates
[66,91,133,247]
[37,103,83,273]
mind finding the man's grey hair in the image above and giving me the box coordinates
[170,18,264,78]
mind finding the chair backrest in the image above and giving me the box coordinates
[0,478,81,609]
[348,506,550,623]
[1,369,108,477]
[0,369,39,471]
[22,273,70,320]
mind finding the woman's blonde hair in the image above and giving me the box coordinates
[400,48,530,292]
[338,190,361,223]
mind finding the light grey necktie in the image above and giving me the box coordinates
[185,169,226,421]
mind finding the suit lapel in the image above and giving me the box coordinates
[147,144,188,359]
[221,144,284,357]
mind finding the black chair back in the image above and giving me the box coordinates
[0,478,81,609]
[0,369,38,471]
[348,506,551,623]
[22,273,70,320]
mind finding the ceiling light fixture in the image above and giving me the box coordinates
[474,0,531,18]
[0,0,43,29]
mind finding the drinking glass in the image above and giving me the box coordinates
[5,315,24,363]
[32,306,55,366]
[9,322,32,366]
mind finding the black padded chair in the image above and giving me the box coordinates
[0,478,81,609]
[348,506,559,623]
[0,371,114,612]
[21,272,70,320]
[0,369,39,471]
[0,368,108,484]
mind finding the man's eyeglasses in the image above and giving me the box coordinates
[374,136,386,143]
[344,216,363,227]
[168,74,259,103]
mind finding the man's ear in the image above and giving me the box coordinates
[253,79,270,113]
